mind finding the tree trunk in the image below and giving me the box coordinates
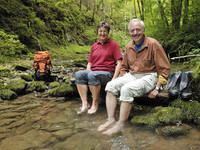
[182,0,189,25]
[149,1,154,24]
[141,0,144,20]
[91,0,96,24]
[133,0,137,18]
[137,0,142,20]
[157,0,169,27]
[171,0,183,30]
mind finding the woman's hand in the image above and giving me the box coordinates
[86,62,92,70]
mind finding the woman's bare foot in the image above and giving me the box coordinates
[97,118,116,131]
[77,105,90,114]
[102,121,124,136]
[87,106,98,114]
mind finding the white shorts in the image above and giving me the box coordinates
[105,72,158,103]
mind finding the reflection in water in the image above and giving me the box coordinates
[0,92,200,150]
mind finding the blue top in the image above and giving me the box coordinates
[135,41,144,52]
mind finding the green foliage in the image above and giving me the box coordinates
[0,29,26,56]
[0,0,199,62]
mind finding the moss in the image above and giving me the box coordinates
[171,99,200,124]
[0,67,13,77]
[20,74,33,81]
[159,124,191,136]
[155,107,182,124]
[131,114,159,127]
[26,81,47,92]
[13,64,30,71]
[132,106,182,127]
[64,77,71,84]
[6,79,27,95]
[0,89,17,100]
[49,81,60,89]
[49,84,73,97]
[0,83,5,90]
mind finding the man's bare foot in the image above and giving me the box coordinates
[77,105,90,114]
[102,121,124,136]
[97,118,116,131]
[87,106,98,114]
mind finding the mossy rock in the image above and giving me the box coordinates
[0,89,17,100]
[49,81,60,89]
[20,74,33,81]
[6,79,27,95]
[132,106,182,127]
[26,81,47,92]
[0,83,5,90]
[13,64,30,71]
[171,99,200,124]
[0,67,13,77]
[155,107,182,124]
[131,114,159,127]
[158,124,192,136]
[49,84,73,97]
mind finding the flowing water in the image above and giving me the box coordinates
[1,92,200,150]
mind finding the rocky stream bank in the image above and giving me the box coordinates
[1,59,200,147]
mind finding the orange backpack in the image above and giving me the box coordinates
[33,51,52,80]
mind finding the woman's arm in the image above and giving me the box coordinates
[86,62,92,70]
[112,59,122,80]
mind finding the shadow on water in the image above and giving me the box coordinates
[1,92,200,150]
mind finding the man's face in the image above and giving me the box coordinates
[129,21,145,45]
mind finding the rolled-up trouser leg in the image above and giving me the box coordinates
[105,73,137,96]
[119,73,158,103]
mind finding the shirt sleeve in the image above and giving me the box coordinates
[153,41,170,79]
[88,44,94,63]
[112,42,123,61]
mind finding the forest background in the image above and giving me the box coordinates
[0,0,200,67]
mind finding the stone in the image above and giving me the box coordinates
[0,89,17,100]
[6,79,27,95]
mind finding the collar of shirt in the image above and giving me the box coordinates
[97,38,111,45]
[129,36,148,52]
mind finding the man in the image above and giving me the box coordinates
[97,19,170,136]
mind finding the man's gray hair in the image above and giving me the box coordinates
[128,19,145,32]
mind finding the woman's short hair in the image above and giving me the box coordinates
[97,21,111,33]
[128,19,145,32]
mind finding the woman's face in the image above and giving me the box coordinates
[98,27,109,43]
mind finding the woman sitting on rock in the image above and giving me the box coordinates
[75,21,122,114]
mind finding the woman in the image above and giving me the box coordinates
[75,21,122,114]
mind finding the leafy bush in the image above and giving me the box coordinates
[0,29,26,56]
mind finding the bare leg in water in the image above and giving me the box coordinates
[76,84,90,114]
[97,92,118,131]
[88,85,101,114]
[102,102,132,136]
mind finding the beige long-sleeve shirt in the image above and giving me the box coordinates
[120,36,170,79]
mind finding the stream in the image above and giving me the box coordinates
[1,91,200,150]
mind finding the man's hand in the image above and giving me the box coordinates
[148,89,159,99]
